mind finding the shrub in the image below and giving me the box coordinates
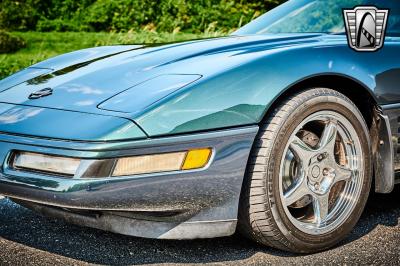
[0,0,39,31]
[0,0,286,33]
[79,0,267,33]
[81,0,159,32]
[0,31,26,53]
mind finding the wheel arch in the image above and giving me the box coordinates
[260,73,394,193]
[264,74,377,127]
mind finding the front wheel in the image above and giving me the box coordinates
[239,88,372,253]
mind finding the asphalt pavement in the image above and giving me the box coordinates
[0,187,399,266]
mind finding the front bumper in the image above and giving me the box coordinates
[0,126,258,239]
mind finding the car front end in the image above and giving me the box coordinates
[0,106,258,238]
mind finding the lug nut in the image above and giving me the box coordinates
[317,153,328,161]
[314,183,320,190]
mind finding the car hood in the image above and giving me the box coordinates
[0,34,323,118]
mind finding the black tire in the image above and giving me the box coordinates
[238,88,372,253]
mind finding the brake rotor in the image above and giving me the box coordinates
[329,136,347,207]
[289,130,318,208]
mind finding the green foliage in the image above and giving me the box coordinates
[0,1,39,31]
[0,31,26,54]
[0,0,286,33]
[0,31,219,79]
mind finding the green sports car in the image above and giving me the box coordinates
[0,0,399,253]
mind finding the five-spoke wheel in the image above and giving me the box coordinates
[280,111,363,235]
[239,88,372,253]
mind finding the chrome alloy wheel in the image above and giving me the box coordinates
[279,110,364,235]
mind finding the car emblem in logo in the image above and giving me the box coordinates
[28,88,53,99]
[343,6,389,52]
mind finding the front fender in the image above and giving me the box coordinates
[134,40,383,137]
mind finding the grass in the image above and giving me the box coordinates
[0,31,224,80]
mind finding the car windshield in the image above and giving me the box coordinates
[235,0,400,36]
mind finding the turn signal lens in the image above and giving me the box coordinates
[112,152,187,177]
[182,148,212,170]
